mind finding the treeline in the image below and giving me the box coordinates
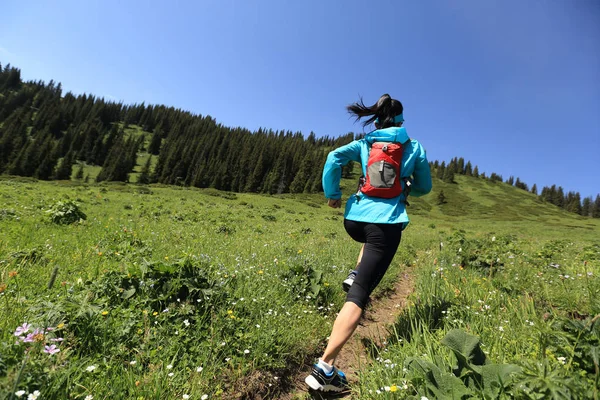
[0,63,598,217]
[0,63,352,193]
[432,157,600,218]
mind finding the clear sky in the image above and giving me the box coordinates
[1,0,599,198]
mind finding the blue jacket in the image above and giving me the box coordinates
[322,127,432,225]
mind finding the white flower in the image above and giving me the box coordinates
[244,349,250,354]
[384,386,391,391]
[256,324,260,328]
[129,360,136,365]
[421,397,430,400]
[201,395,209,400]
[86,365,96,372]
[183,319,190,327]
[168,372,174,377]
[557,356,566,364]
[225,357,231,362]
[498,326,504,332]
[183,395,190,399]
[85,396,94,400]
[28,391,41,400]
[14,391,26,398]
[167,364,173,369]
[196,366,203,372]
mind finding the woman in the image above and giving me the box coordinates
[305,94,432,392]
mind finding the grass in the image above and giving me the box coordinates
[0,173,598,399]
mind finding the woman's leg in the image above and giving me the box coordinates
[320,221,403,364]
[321,301,363,364]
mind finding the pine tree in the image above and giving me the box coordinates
[437,161,446,179]
[75,163,85,180]
[464,161,473,176]
[138,156,152,184]
[531,184,538,195]
[581,196,592,217]
[473,166,479,178]
[443,164,455,183]
[506,176,515,185]
[457,157,465,174]
[592,195,600,218]
[437,190,446,205]
[54,150,75,180]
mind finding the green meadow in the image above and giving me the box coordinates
[0,174,598,399]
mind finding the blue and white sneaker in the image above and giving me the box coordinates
[342,270,358,293]
[305,363,349,392]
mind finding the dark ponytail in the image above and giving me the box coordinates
[347,94,404,129]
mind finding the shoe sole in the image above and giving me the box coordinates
[342,278,354,293]
[305,375,345,392]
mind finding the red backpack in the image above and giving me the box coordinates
[359,142,405,198]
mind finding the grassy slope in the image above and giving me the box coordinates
[0,174,598,398]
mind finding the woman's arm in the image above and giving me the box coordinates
[410,142,432,197]
[322,141,362,200]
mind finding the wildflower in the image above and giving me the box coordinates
[0,283,6,293]
[57,323,65,329]
[557,356,566,364]
[196,366,203,372]
[390,385,398,392]
[244,349,250,354]
[15,390,26,397]
[14,323,31,336]
[167,364,173,369]
[101,311,109,316]
[85,396,94,400]
[164,256,169,260]
[256,324,260,328]
[202,395,209,400]
[183,319,190,327]
[183,395,190,399]
[258,270,264,274]
[32,332,45,342]
[168,372,174,377]
[86,365,97,372]
[135,381,140,386]
[421,397,430,400]
[44,345,60,355]
[9,270,18,278]
[384,386,391,391]
[153,312,158,316]
[130,360,137,365]
[27,391,40,400]
[498,326,504,332]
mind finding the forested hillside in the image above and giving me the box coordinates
[0,62,598,217]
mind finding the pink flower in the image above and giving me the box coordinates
[23,333,35,343]
[44,344,60,355]
[14,323,31,337]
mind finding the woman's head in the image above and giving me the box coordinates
[347,94,404,129]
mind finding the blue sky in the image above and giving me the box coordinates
[1,0,599,198]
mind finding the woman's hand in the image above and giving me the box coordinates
[327,198,342,208]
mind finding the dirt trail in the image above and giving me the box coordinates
[278,267,415,400]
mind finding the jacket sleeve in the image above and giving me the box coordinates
[410,142,432,197]
[322,141,362,199]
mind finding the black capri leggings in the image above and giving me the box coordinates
[343,219,403,309]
